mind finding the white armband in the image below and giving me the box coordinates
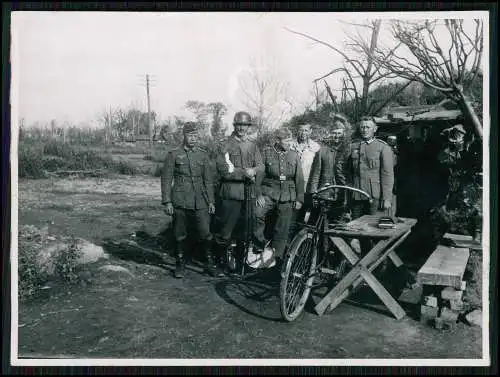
[225,152,235,173]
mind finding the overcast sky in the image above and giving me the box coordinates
[11,11,487,128]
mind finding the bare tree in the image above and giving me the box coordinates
[237,57,289,131]
[361,19,484,139]
[285,20,399,121]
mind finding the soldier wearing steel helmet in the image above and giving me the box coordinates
[161,122,220,279]
[213,111,265,268]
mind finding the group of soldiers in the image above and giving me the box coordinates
[161,110,397,279]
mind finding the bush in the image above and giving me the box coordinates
[18,140,138,178]
[18,145,46,179]
[18,225,83,300]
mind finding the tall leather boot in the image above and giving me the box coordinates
[174,241,186,279]
[205,240,224,277]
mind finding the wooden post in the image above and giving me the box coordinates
[146,74,152,147]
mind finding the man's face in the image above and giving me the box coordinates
[234,124,247,138]
[279,137,293,151]
[331,129,344,145]
[449,133,465,150]
[387,136,397,147]
[184,133,198,147]
[359,120,377,141]
[297,125,312,142]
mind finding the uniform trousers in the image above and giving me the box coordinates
[254,195,294,259]
[174,208,212,242]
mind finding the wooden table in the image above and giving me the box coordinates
[314,215,418,319]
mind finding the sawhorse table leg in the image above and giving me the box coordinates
[315,231,411,319]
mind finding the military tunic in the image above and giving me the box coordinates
[214,134,264,244]
[161,145,215,242]
[308,144,348,197]
[346,138,394,217]
[253,145,304,258]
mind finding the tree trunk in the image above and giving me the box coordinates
[457,93,483,140]
[361,20,382,116]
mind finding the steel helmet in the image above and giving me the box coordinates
[233,111,253,126]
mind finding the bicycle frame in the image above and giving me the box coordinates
[299,184,372,279]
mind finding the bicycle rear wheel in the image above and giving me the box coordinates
[279,228,318,322]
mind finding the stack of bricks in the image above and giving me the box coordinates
[420,281,467,329]
[416,244,471,330]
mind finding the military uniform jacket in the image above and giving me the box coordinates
[346,138,394,201]
[256,145,305,203]
[307,144,347,197]
[216,135,264,201]
[161,145,215,210]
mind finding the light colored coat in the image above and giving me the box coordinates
[291,139,321,193]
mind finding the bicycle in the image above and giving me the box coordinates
[279,184,372,322]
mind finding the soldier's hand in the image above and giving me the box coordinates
[312,197,319,208]
[164,203,174,216]
[382,199,392,210]
[245,167,256,178]
[256,195,266,207]
[208,203,216,214]
[294,201,303,210]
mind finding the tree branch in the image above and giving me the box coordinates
[283,27,364,77]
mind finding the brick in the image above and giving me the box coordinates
[440,307,459,323]
[420,305,439,318]
[423,295,438,307]
[441,286,464,301]
[449,299,465,312]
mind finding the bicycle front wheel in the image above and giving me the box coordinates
[280,228,318,322]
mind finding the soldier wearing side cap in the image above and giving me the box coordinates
[161,122,220,279]
[252,128,304,269]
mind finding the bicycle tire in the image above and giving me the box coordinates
[279,228,318,322]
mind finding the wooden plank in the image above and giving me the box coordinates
[325,215,417,239]
[360,267,406,320]
[442,233,482,250]
[330,236,359,265]
[388,251,403,267]
[323,230,412,313]
[315,239,392,315]
[416,246,470,289]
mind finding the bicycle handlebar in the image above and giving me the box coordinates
[312,184,372,202]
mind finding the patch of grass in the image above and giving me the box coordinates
[144,149,167,163]
[18,225,84,300]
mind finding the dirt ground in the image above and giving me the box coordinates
[17,176,483,359]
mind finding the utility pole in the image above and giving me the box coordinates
[146,74,152,147]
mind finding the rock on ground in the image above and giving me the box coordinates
[465,309,482,327]
[75,238,108,265]
[98,264,134,276]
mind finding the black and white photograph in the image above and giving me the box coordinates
[8,9,492,367]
